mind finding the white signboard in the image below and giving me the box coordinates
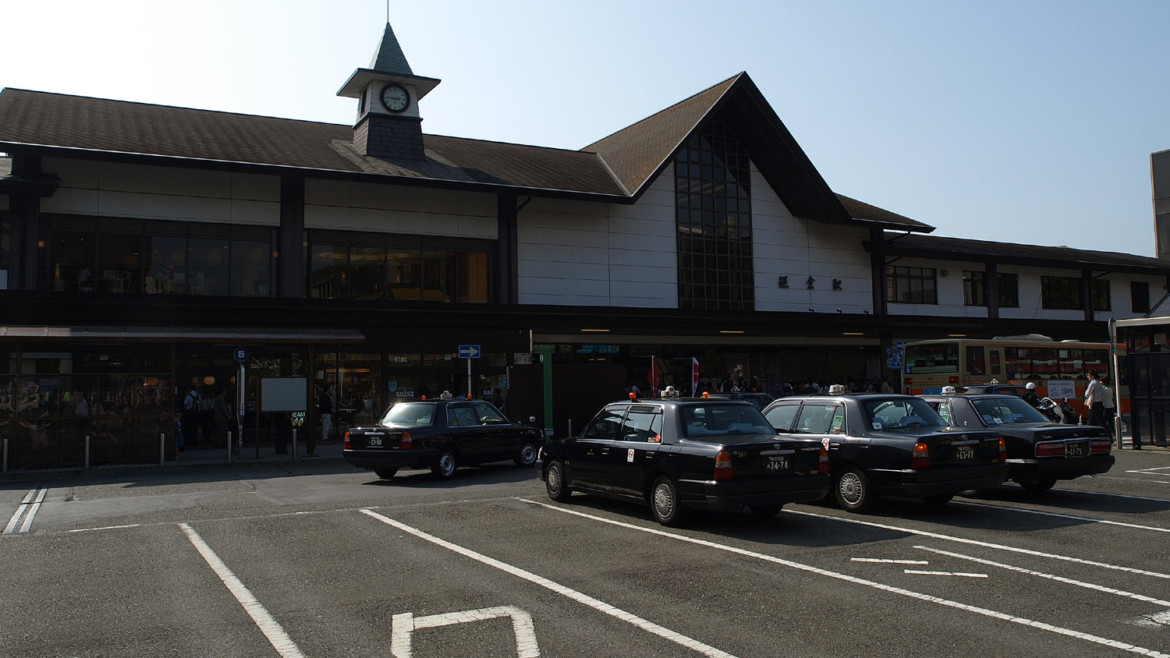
[1046,379,1076,400]
[260,377,308,412]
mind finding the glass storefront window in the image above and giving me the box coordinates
[458,252,490,303]
[422,250,451,302]
[0,216,9,290]
[188,238,230,296]
[348,246,386,300]
[231,240,272,297]
[309,243,347,299]
[43,218,274,297]
[387,250,421,301]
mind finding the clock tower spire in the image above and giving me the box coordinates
[337,22,440,160]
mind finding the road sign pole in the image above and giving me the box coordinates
[467,357,472,398]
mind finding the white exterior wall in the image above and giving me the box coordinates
[40,158,280,225]
[888,260,1165,322]
[752,164,872,313]
[517,172,676,307]
[305,179,496,238]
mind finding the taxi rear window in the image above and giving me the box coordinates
[680,404,774,440]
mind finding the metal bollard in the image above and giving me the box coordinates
[292,428,298,462]
[85,435,91,470]
[227,431,233,464]
[160,433,166,466]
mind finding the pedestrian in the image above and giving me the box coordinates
[318,385,333,443]
[1100,376,1117,437]
[213,386,232,448]
[1084,370,1105,428]
[181,384,200,451]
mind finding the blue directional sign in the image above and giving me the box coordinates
[458,344,481,359]
[233,347,249,363]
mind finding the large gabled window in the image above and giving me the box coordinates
[675,119,754,311]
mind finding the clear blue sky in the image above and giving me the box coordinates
[4,0,1167,256]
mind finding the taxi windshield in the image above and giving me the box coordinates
[680,403,776,439]
[863,397,947,432]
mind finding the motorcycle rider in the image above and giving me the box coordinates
[1021,382,1042,409]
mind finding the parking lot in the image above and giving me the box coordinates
[2,449,1169,657]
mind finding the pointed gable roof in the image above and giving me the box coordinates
[585,72,876,227]
[369,22,414,75]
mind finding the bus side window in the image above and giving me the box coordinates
[967,346,985,375]
[989,349,1002,376]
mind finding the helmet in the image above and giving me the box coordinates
[1026,382,1036,390]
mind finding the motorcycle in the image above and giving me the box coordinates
[1037,397,1079,424]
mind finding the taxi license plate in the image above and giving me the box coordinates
[367,436,383,448]
[1065,441,1087,458]
[764,455,791,472]
[954,445,975,461]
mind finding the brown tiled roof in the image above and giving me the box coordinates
[882,233,1170,274]
[0,89,626,197]
[585,75,740,196]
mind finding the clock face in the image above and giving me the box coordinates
[381,84,409,112]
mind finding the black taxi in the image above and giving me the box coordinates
[343,393,540,480]
[921,389,1114,492]
[538,391,830,526]
[762,388,1008,512]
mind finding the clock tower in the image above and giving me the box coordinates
[337,22,440,160]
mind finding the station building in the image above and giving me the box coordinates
[1,21,1167,468]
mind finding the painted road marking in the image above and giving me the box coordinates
[903,570,988,578]
[952,500,1170,534]
[179,523,304,658]
[525,499,1170,658]
[1130,609,1170,629]
[391,606,538,658]
[3,488,47,535]
[851,558,929,565]
[360,508,737,658]
[787,508,1170,581]
[914,545,1170,608]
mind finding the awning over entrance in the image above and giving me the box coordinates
[0,326,367,343]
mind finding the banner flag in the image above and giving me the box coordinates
[692,358,700,397]
[647,355,658,394]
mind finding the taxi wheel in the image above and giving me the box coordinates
[373,467,399,480]
[515,440,539,467]
[749,504,784,518]
[834,467,876,513]
[649,476,689,527]
[1018,478,1056,493]
[545,460,572,502]
[431,447,458,479]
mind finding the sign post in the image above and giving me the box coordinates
[233,348,248,456]
[458,344,481,397]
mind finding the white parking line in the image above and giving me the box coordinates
[179,523,304,658]
[524,499,1169,658]
[360,508,737,658]
[1096,476,1170,487]
[952,500,1170,534]
[3,488,47,535]
[914,545,1170,608]
[851,558,928,564]
[786,508,1170,581]
[903,570,988,578]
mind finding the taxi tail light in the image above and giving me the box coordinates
[911,442,930,469]
[818,446,830,474]
[400,431,413,450]
[343,431,351,450]
[714,450,734,481]
[1090,439,1112,454]
[1035,442,1064,458]
[997,437,1006,462]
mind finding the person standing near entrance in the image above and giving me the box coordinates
[181,385,200,451]
[318,385,333,443]
[1084,370,1105,427]
[212,386,232,448]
